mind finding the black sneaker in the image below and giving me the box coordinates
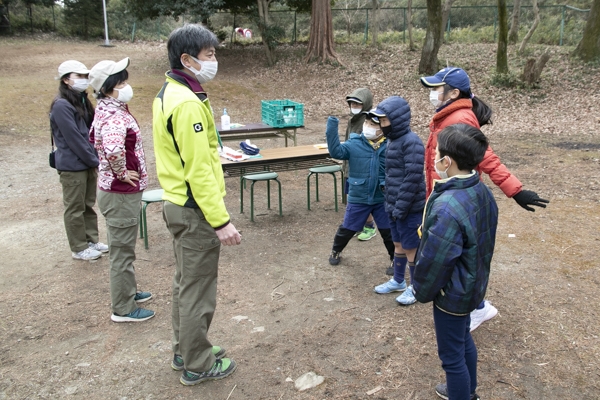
[435,383,479,400]
[386,260,394,276]
[171,346,227,371]
[329,250,341,266]
[180,358,237,386]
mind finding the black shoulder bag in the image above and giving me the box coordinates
[49,113,56,169]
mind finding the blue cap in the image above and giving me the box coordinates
[366,107,385,123]
[420,67,471,92]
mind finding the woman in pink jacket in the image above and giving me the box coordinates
[417,67,549,333]
[89,58,154,323]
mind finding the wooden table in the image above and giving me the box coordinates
[221,145,339,177]
[217,122,302,147]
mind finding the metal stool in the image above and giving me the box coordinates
[139,189,164,250]
[307,165,343,212]
[241,172,282,222]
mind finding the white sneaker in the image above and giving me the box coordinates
[469,300,498,332]
[72,248,102,260]
[88,242,109,253]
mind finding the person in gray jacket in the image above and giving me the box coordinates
[50,60,108,261]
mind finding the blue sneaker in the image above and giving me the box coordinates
[134,291,152,303]
[111,308,155,322]
[374,278,407,294]
[396,285,417,305]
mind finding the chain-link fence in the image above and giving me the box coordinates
[1,3,590,48]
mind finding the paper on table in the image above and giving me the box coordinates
[219,146,250,162]
[229,123,245,128]
[313,143,328,149]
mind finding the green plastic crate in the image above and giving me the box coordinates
[261,99,304,128]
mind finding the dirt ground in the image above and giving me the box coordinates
[0,36,599,399]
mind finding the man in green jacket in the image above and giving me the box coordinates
[152,24,241,386]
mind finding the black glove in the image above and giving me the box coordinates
[513,189,549,212]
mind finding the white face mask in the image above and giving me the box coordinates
[363,124,381,140]
[350,107,362,115]
[116,84,133,103]
[70,78,89,93]
[185,56,218,84]
[434,156,451,179]
[430,90,442,108]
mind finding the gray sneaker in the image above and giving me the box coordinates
[88,242,109,253]
[435,383,480,400]
[180,358,237,385]
[72,248,102,260]
[171,346,227,371]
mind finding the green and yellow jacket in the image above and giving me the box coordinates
[152,71,229,229]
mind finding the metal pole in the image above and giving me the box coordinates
[559,5,565,46]
[102,0,110,46]
[131,20,136,42]
[231,14,235,45]
[446,11,451,41]
[364,9,369,43]
[293,11,297,43]
[403,7,406,43]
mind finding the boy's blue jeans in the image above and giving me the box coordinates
[433,305,477,400]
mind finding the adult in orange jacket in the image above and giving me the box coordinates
[420,67,549,333]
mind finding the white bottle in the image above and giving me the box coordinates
[221,108,231,131]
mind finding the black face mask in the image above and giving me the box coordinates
[381,125,393,136]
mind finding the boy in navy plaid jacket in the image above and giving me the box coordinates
[413,124,498,400]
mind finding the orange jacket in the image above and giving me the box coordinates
[425,99,522,198]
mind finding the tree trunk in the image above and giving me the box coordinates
[496,0,509,74]
[441,0,457,43]
[407,0,415,50]
[521,51,550,85]
[257,0,274,66]
[305,0,343,65]
[574,0,600,62]
[371,0,380,46]
[508,0,521,44]
[518,0,539,55]
[418,0,443,74]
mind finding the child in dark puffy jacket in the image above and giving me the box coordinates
[325,115,395,269]
[413,123,498,400]
[369,96,426,306]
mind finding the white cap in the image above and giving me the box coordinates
[89,57,130,92]
[57,60,90,79]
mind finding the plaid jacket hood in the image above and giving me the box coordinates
[413,173,498,315]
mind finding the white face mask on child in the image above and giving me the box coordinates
[434,156,451,179]
[363,125,381,140]
[430,90,442,108]
[350,107,362,115]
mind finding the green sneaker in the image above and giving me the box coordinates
[171,346,227,371]
[357,226,377,241]
[180,358,237,385]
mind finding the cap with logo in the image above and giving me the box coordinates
[57,60,90,79]
[420,67,471,93]
[366,107,386,124]
[89,57,130,92]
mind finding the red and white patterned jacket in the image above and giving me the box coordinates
[91,97,148,193]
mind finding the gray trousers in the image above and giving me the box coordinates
[97,190,143,316]
[58,169,99,253]
[163,201,220,373]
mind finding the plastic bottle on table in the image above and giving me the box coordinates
[221,108,231,131]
